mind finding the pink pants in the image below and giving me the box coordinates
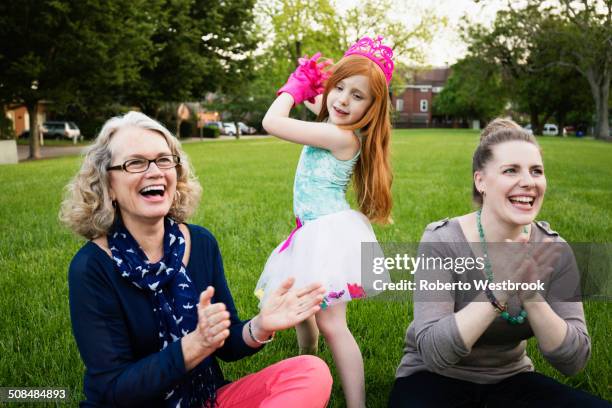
[216,355,332,407]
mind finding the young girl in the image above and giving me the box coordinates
[255,36,394,408]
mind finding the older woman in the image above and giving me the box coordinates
[61,111,332,407]
[389,119,609,407]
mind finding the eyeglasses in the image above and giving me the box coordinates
[107,154,181,173]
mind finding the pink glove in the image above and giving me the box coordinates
[277,52,333,106]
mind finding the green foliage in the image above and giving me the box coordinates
[130,0,260,117]
[0,115,15,140]
[0,132,611,406]
[462,1,611,138]
[0,0,159,110]
[0,0,260,154]
[0,0,162,156]
[433,56,506,122]
[222,0,444,126]
[202,126,221,138]
[342,0,445,66]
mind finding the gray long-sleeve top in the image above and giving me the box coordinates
[396,218,591,384]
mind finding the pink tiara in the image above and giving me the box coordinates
[344,36,394,84]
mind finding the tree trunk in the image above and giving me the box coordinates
[529,108,541,135]
[295,40,309,121]
[594,84,610,140]
[234,121,240,140]
[585,68,610,140]
[556,112,566,137]
[26,101,41,159]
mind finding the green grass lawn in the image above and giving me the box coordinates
[0,129,610,407]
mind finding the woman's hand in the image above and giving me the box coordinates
[516,239,561,302]
[194,286,231,350]
[257,277,325,333]
[487,237,560,303]
[182,286,230,370]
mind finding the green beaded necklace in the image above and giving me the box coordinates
[476,208,528,325]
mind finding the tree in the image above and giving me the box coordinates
[465,1,611,139]
[227,0,444,125]
[0,0,159,159]
[433,56,506,124]
[128,0,259,121]
[342,0,444,65]
[540,1,611,139]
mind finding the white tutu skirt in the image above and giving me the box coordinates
[255,210,388,309]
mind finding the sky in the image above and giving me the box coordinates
[336,0,508,66]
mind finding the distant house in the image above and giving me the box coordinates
[4,103,47,137]
[391,67,451,128]
[175,102,221,137]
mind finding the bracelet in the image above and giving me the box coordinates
[248,318,274,344]
[484,287,507,313]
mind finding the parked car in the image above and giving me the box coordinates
[523,123,562,136]
[542,123,559,136]
[223,122,237,136]
[204,121,225,134]
[238,122,256,135]
[43,121,81,140]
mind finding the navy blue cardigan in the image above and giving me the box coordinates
[68,224,261,407]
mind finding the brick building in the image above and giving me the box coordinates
[391,67,451,128]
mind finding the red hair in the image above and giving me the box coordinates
[317,55,393,224]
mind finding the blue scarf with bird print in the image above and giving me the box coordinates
[108,217,218,408]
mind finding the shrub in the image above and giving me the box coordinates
[0,116,15,140]
[202,126,220,138]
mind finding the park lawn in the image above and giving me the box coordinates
[0,129,610,407]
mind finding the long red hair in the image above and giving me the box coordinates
[317,55,393,224]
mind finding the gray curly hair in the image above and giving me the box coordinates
[60,111,202,239]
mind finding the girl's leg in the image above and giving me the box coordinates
[316,302,365,408]
[216,355,332,408]
[296,315,319,354]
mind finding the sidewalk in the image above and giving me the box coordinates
[17,135,271,161]
[17,144,88,161]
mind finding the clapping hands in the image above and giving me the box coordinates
[193,279,324,352]
[194,286,230,351]
[257,277,326,333]
[488,237,561,303]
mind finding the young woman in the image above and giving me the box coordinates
[390,119,608,407]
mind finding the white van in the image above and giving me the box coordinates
[43,121,82,141]
[542,123,559,136]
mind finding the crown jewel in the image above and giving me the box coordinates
[344,36,394,84]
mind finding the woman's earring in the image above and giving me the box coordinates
[480,190,486,197]
[173,190,181,205]
[112,199,117,209]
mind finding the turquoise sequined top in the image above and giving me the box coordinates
[293,144,360,222]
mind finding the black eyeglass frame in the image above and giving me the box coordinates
[106,154,181,173]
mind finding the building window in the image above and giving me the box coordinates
[420,99,428,112]
[396,99,404,112]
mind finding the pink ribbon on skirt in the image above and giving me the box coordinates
[278,217,303,253]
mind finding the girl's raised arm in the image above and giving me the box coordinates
[304,94,323,116]
[263,93,357,157]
